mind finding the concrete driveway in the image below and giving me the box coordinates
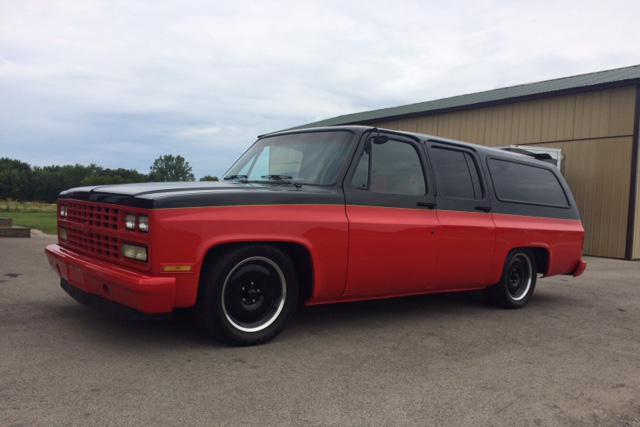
[1,235,639,426]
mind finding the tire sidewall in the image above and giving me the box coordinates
[499,249,537,308]
[201,245,299,346]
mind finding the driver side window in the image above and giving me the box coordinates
[352,139,426,196]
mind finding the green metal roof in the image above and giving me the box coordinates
[293,64,640,130]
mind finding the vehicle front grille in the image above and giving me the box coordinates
[63,202,121,261]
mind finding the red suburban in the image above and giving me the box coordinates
[45,126,587,345]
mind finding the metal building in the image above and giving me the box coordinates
[295,65,640,259]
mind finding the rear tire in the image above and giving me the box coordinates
[198,245,299,346]
[484,249,537,309]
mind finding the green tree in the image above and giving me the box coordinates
[29,163,109,202]
[0,158,32,200]
[80,168,149,186]
[149,155,195,182]
[199,175,219,181]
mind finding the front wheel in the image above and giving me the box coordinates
[484,249,537,309]
[198,245,299,346]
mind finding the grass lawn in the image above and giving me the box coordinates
[0,200,58,235]
[0,212,58,235]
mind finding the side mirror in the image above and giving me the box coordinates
[372,135,389,145]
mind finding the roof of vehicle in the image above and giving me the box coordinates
[266,125,556,167]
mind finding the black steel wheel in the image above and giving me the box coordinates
[484,249,537,309]
[221,256,287,333]
[198,245,299,346]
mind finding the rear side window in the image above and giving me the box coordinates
[430,147,482,200]
[488,158,569,207]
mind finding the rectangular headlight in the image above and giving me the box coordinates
[59,227,68,240]
[138,215,149,232]
[125,214,136,230]
[121,243,148,262]
[60,205,67,218]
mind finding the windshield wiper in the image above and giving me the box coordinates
[223,174,248,182]
[260,175,301,189]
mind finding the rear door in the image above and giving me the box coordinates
[343,133,440,297]
[426,141,496,288]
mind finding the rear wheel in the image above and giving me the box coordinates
[198,245,299,346]
[484,249,537,309]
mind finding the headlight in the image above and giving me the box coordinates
[125,214,136,230]
[138,215,149,232]
[121,243,148,262]
[60,205,67,218]
[59,227,68,240]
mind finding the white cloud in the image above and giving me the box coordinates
[1,0,640,179]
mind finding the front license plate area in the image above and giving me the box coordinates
[68,264,86,285]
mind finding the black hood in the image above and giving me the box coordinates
[62,181,247,197]
[59,181,343,209]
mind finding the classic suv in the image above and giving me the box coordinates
[45,126,587,345]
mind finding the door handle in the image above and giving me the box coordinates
[475,205,492,212]
[417,202,437,209]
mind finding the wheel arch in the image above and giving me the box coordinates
[527,246,549,276]
[197,241,314,305]
[489,245,549,284]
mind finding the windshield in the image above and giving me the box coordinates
[224,130,355,186]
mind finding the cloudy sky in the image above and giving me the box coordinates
[2,0,639,179]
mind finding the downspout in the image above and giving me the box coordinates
[625,84,640,260]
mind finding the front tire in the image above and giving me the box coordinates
[198,245,299,346]
[484,249,537,309]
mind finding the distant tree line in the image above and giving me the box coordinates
[0,155,218,203]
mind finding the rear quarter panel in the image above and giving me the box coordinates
[490,214,585,283]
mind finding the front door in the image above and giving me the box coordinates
[343,133,440,297]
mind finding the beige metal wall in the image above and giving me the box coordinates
[372,86,638,258]
[536,138,632,259]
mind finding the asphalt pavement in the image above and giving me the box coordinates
[1,234,639,427]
